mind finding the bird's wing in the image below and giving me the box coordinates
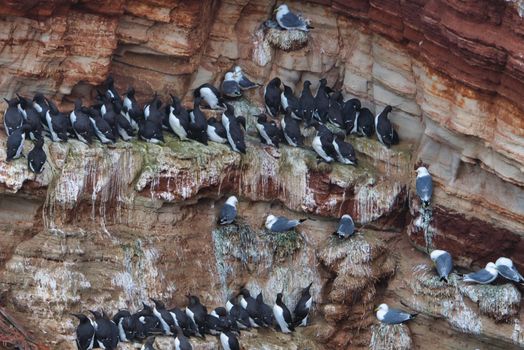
[464,269,495,283]
[337,220,355,237]
[416,175,433,202]
[280,11,305,28]
[219,204,237,223]
[497,265,520,282]
[382,309,413,324]
[271,217,298,231]
[435,253,453,277]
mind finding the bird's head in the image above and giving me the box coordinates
[226,195,238,207]
[374,304,388,313]
[415,166,429,176]
[274,4,288,14]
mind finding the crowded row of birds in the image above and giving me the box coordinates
[72,283,314,350]
[3,64,400,174]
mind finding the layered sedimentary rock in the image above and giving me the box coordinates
[0,0,523,349]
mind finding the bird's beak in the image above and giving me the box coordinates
[374,307,379,312]
[273,8,278,13]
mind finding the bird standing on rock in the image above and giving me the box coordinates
[375,105,399,148]
[273,292,294,333]
[293,282,313,327]
[27,137,46,174]
[3,97,23,136]
[72,313,95,350]
[265,77,282,117]
[415,166,433,208]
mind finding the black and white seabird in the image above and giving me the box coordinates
[221,72,242,98]
[6,126,28,161]
[186,295,208,337]
[174,326,193,350]
[495,257,524,283]
[274,4,313,31]
[375,304,417,324]
[375,105,399,148]
[232,66,259,90]
[351,107,374,137]
[114,105,135,141]
[89,310,119,350]
[122,87,141,131]
[3,97,23,136]
[71,313,95,350]
[463,262,499,284]
[32,93,50,131]
[104,75,122,104]
[332,135,357,165]
[226,297,251,330]
[70,99,94,144]
[16,94,42,140]
[205,310,228,335]
[429,249,453,283]
[415,166,433,208]
[207,117,228,144]
[314,78,330,123]
[299,80,315,126]
[256,114,282,148]
[293,282,313,327]
[139,119,164,144]
[220,331,240,350]
[135,302,163,337]
[112,310,136,342]
[143,93,164,125]
[265,214,306,232]
[221,104,246,154]
[264,77,282,117]
[312,123,336,163]
[168,94,190,140]
[238,288,262,328]
[280,85,301,120]
[273,293,294,333]
[334,214,355,239]
[218,196,238,225]
[188,97,209,145]
[44,98,69,142]
[213,307,239,334]
[88,108,116,144]
[194,83,225,110]
[168,307,198,338]
[342,98,361,135]
[327,92,344,129]
[141,336,156,350]
[256,292,274,328]
[150,298,176,335]
[281,107,304,147]
[99,99,119,136]
[27,137,46,174]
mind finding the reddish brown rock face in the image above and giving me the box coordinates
[0,0,523,349]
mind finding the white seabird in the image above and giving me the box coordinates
[274,4,312,32]
[415,166,433,207]
[333,214,355,239]
[495,257,524,283]
[375,304,417,324]
[265,214,306,232]
[218,196,238,225]
[429,249,453,283]
[463,262,498,284]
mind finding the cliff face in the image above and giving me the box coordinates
[0,0,523,349]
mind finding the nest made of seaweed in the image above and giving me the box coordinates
[369,323,413,350]
[265,27,309,51]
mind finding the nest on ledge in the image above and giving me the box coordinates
[262,20,309,51]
